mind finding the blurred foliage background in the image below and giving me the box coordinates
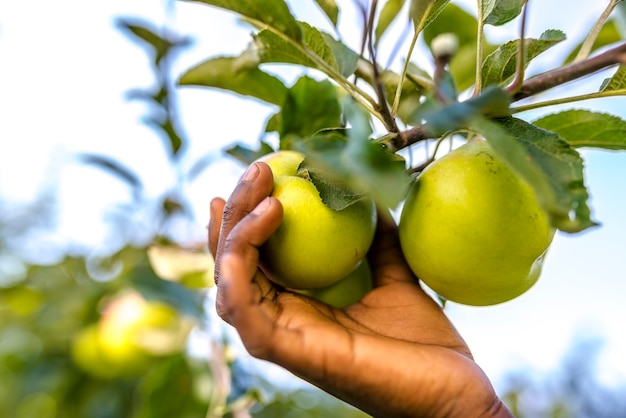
[1,7,625,418]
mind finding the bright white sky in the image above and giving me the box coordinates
[1,0,626,395]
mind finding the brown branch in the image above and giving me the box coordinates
[514,41,626,101]
[381,125,434,152]
[366,0,400,134]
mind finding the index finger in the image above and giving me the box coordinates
[213,162,275,283]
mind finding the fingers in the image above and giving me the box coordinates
[211,162,275,284]
[209,198,225,257]
[221,196,283,277]
[367,211,417,287]
[216,196,283,349]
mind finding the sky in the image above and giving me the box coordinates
[1,0,626,396]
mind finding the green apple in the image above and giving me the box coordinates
[399,140,555,306]
[71,324,125,379]
[301,260,373,308]
[71,292,190,378]
[258,150,377,289]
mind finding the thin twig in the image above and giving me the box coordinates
[506,0,530,95]
[366,0,400,133]
[574,0,623,62]
[511,89,626,113]
[390,2,436,117]
[514,41,626,101]
[474,2,487,95]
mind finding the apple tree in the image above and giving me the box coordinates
[179,0,626,234]
[178,0,626,308]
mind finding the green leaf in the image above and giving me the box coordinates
[411,86,512,134]
[533,110,626,150]
[254,28,316,68]
[178,56,287,105]
[314,0,339,26]
[183,0,302,41]
[225,141,275,165]
[299,159,366,211]
[375,0,406,45]
[482,0,525,26]
[472,117,597,233]
[127,261,206,321]
[410,0,450,30]
[481,30,566,87]
[321,33,360,77]
[296,100,411,209]
[277,76,343,146]
[424,3,477,48]
[254,22,358,77]
[601,65,626,92]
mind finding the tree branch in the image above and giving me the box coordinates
[513,41,626,101]
[366,0,399,134]
[387,43,626,153]
[380,125,435,152]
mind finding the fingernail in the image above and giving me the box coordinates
[253,197,272,214]
[241,163,260,182]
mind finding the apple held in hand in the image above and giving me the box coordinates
[399,140,555,306]
[257,151,377,290]
[301,260,373,308]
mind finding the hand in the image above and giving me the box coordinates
[209,161,513,418]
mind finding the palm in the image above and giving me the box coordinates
[269,238,471,358]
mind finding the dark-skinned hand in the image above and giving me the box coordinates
[208,161,513,418]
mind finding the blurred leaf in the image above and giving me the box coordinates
[161,197,186,217]
[126,86,168,107]
[251,387,371,417]
[179,56,288,105]
[472,117,597,233]
[601,65,626,92]
[133,355,211,418]
[533,110,626,150]
[116,19,190,65]
[125,256,206,321]
[412,85,512,134]
[77,154,143,197]
[225,141,275,165]
[186,151,218,181]
[564,20,622,64]
[144,116,185,156]
[482,0,525,26]
[183,0,302,41]
[314,0,339,26]
[276,76,343,146]
[482,30,566,87]
[376,0,406,45]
